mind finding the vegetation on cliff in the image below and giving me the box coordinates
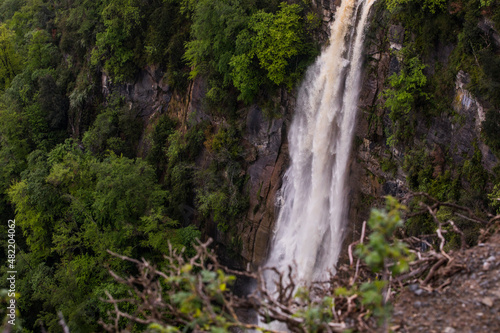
[0,0,500,331]
[0,0,320,331]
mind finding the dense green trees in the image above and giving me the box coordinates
[5,140,202,331]
[184,0,317,103]
[230,3,307,101]
[91,0,143,81]
[0,24,21,90]
[0,0,499,330]
[384,0,446,13]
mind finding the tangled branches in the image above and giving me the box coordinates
[100,194,499,332]
[99,238,370,333]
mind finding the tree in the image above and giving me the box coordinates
[384,0,447,13]
[383,55,428,146]
[245,3,304,87]
[230,3,305,102]
[489,185,500,214]
[185,1,314,103]
[6,140,202,331]
[0,24,21,90]
[91,0,143,81]
[26,29,59,70]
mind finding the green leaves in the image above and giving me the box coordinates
[357,196,412,274]
[6,140,201,330]
[383,54,428,146]
[185,0,314,103]
[0,24,21,90]
[384,0,446,13]
[248,3,303,86]
[489,184,500,214]
[184,0,249,86]
[27,30,59,71]
[230,3,307,102]
[91,0,143,81]
[349,197,413,325]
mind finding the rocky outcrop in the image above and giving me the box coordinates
[478,18,500,49]
[101,65,172,118]
[239,92,295,267]
[101,65,175,156]
[345,14,499,254]
[102,5,499,270]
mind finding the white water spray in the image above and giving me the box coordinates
[264,0,377,284]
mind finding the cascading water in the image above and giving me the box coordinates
[264,0,377,285]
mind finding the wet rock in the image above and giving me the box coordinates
[239,105,287,266]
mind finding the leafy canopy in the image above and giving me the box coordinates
[384,0,447,13]
[230,3,305,102]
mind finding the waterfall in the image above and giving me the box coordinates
[264,0,377,284]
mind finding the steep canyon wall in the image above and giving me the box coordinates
[102,1,499,269]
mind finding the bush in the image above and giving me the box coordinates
[383,55,428,146]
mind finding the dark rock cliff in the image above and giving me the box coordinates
[103,1,499,270]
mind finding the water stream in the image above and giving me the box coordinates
[264,0,377,285]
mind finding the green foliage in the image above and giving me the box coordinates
[357,197,411,275]
[143,1,190,90]
[489,184,500,214]
[0,24,21,90]
[0,0,25,22]
[384,0,446,13]
[184,0,251,85]
[195,162,248,233]
[27,29,59,71]
[209,126,242,160]
[5,139,202,330]
[383,54,428,146]
[247,3,304,87]
[0,98,30,216]
[404,148,460,202]
[403,144,486,244]
[461,145,488,196]
[91,0,143,81]
[230,3,306,101]
[354,197,412,325]
[195,125,248,233]
[82,94,142,157]
[185,0,316,103]
[147,114,178,172]
[161,124,207,220]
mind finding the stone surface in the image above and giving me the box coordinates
[102,65,172,119]
[478,18,500,49]
[414,70,498,171]
[239,105,288,267]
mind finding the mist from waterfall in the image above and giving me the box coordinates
[264,0,377,284]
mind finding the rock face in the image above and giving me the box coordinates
[239,92,295,267]
[102,65,172,118]
[240,117,285,266]
[101,65,174,156]
[103,5,498,270]
[344,18,499,255]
